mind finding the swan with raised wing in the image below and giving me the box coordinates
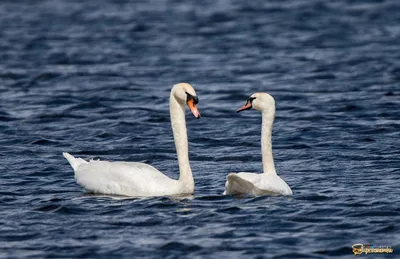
[224,92,292,196]
[63,83,200,197]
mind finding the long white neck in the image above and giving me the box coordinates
[261,109,276,174]
[169,93,194,190]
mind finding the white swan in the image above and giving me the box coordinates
[224,92,292,196]
[63,83,200,197]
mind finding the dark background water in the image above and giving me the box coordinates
[0,0,399,258]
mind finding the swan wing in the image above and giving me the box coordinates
[224,172,261,195]
[64,153,179,197]
[224,172,292,196]
[257,173,293,196]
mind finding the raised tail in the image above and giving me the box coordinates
[63,152,88,171]
[223,173,255,195]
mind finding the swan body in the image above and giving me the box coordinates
[224,172,292,196]
[64,83,200,197]
[224,92,292,196]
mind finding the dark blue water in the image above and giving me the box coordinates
[1,0,399,258]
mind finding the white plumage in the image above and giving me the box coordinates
[63,83,200,197]
[224,92,292,196]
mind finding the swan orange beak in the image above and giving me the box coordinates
[187,99,201,119]
[237,101,252,112]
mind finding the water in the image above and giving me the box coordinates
[0,0,399,258]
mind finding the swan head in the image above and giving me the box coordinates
[172,83,201,119]
[237,92,275,113]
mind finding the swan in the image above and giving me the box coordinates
[63,83,200,197]
[223,92,292,196]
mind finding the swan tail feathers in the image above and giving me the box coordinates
[224,173,254,195]
[63,152,87,170]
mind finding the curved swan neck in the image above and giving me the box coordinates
[169,93,194,189]
[261,110,276,174]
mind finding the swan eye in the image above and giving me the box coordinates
[237,97,256,112]
[248,97,256,103]
[186,92,199,104]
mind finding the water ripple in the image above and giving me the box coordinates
[0,0,399,258]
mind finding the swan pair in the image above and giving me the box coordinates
[63,83,292,197]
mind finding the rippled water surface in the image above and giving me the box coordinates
[1,0,399,258]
